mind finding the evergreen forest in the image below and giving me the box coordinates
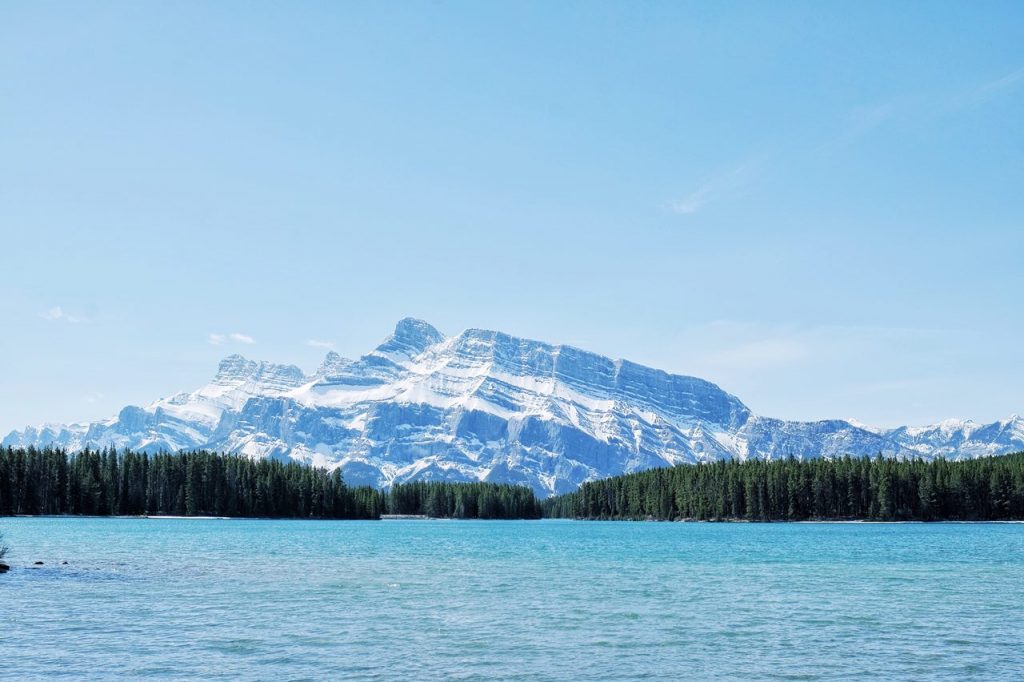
[542,452,1024,521]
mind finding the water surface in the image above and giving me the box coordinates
[2,519,1022,680]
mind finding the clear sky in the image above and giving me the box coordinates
[2,1,1022,432]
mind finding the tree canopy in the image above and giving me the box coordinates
[542,452,1024,521]
[0,446,540,520]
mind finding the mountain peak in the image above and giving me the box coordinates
[394,317,443,341]
[215,354,254,379]
[213,354,305,386]
[377,317,445,357]
[317,351,353,378]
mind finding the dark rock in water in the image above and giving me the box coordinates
[61,561,68,565]
[33,561,43,565]
[0,563,9,573]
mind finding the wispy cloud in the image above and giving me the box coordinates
[954,66,1024,108]
[704,337,810,368]
[842,101,899,139]
[677,320,977,376]
[84,391,105,404]
[834,66,1024,144]
[669,159,759,215]
[668,65,1023,219]
[39,306,83,323]
[307,339,335,350]
[669,184,715,215]
[803,99,898,159]
[843,379,931,396]
[660,320,1010,428]
[208,332,255,346]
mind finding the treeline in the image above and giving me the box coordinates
[387,480,542,519]
[12,445,1020,523]
[0,447,541,520]
[543,452,1024,521]
[0,447,382,518]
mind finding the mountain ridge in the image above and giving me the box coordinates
[6,318,1023,496]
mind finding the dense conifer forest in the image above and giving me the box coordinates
[542,452,1024,521]
[387,480,542,519]
[0,447,541,520]
[0,447,382,518]
[4,447,1023,522]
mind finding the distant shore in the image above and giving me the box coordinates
[5,514,1024,524]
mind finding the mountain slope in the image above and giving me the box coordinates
[5,318,1022,496]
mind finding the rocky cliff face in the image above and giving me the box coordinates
[5,318,1022,496]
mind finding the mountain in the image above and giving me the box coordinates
[5,318,1023,496]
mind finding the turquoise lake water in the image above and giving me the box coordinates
[1,519,1022,680]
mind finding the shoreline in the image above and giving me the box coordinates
[4,514,1023,524]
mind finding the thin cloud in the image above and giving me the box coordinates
[679,321,976,374]
[669,160,759,216]
[209,332,255,345]
[843,101,898,139]
[844,379,931,395]
[669,184,715,215]
[670,66,1023,218]
[704,338,810,369]
[307,339,335,350]
[954,66,1024,108]
[672,321,818,372]
[834,66,1024,146]
[39,306,82,323]
[84,392,105,404]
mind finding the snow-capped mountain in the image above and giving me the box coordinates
[5,318,1023,496]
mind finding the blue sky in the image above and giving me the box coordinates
[2,1,1022,431]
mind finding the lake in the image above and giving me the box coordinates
[1,519,1022,680]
